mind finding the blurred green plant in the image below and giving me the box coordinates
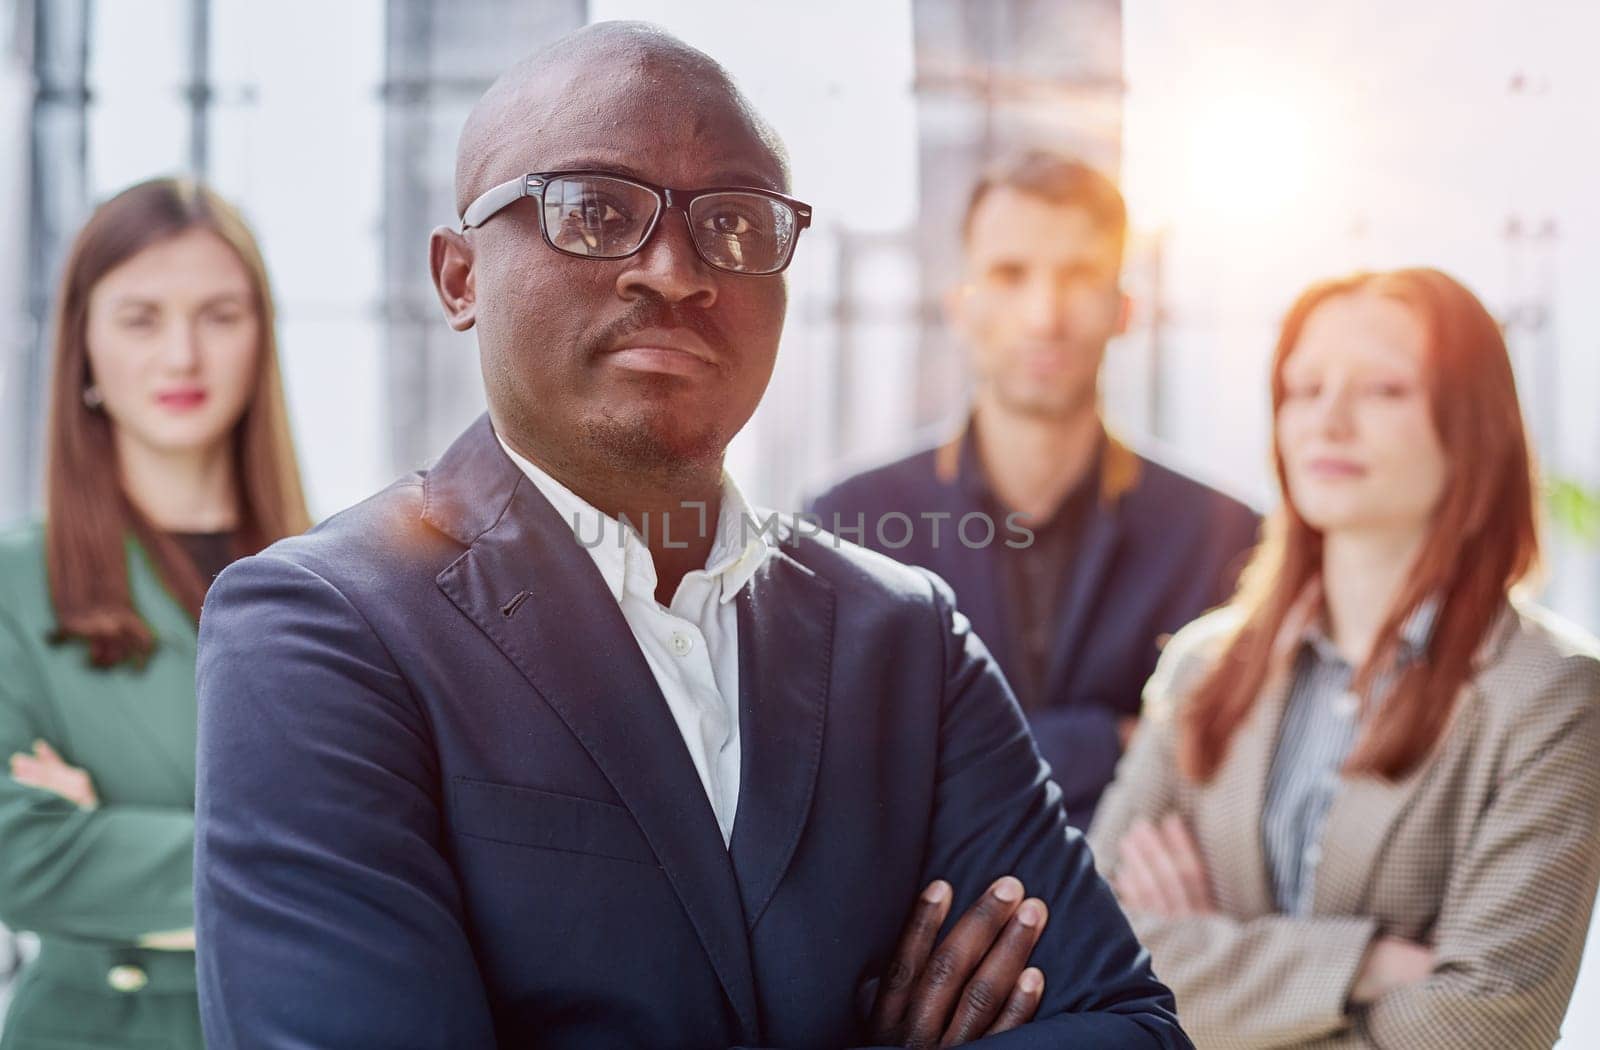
[1548,477,1600,546]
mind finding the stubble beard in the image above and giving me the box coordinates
[990,370,1098,423]
[579,395,729,486]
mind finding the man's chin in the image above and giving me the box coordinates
[583,413,727,475]
[991,386,1089,422]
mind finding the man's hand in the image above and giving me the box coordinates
[1111,814,1214,917]
[1350,936,1434,1004]
[9,739,98,809]
[869,876,1048,1048]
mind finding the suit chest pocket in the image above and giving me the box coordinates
[449,777,658,866]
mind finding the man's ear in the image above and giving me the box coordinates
[1114,289,1133,338]
[430,227,477,332]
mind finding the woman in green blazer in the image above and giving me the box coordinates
[0,178,309,1050]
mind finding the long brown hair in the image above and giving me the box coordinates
[44,177,311,668]
[1179,269,1539,782]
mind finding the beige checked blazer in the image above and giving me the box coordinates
[1088,597,1600,1049]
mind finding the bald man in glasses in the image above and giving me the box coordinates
[193,22,1187,1050]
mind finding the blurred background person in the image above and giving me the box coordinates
[810,152,1258,828]
[0,177,309,1050]
[1088,268,1600,1048]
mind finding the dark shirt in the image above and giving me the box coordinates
[170,531,238,585]
[977,439,1102,713]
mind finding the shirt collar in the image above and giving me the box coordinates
[698,471,776,604]
[1301,591,1440,668]
[958,413,1107,525]
[496,436,773,607]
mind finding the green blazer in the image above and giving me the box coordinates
[0,524,202,1050]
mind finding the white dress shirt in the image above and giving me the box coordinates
[497,437,773,846]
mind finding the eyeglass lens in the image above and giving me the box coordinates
[540,174,798,274]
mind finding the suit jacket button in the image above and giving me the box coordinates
[108,964,149,993]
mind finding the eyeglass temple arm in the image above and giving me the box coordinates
[460,175,538,231]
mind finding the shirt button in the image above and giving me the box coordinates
[1332,691,1359,718]
[670,632,693,657]
[1304,843,1322,867]
[108,964,149,993]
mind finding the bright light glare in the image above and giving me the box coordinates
[1181,90,1317,226]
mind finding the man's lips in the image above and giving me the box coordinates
[155,388,208,410]
[1022,352,1070,376]
[603,327,718,376]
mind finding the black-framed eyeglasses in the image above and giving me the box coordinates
[459,169,814,276]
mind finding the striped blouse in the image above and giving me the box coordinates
[1261,600,1439,915]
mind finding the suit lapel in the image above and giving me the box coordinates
[932,434,1017,676]
[1202,666,1293,917]
[728,550,833,931]
[1312,683,1482,916]
[426,417,760,1040]
[1199,582,1328,915]
[1040,498,1122,699]
[1305,598,1511,916]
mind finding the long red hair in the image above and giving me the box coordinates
[1179,269,1539,782]
[44,178,310,669]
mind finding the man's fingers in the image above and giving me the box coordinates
[938,899,1048,1046]
[982,967,1045,1038]
[870,880,953,1035]
[32,740,63,763]
[902,876,1024,1048]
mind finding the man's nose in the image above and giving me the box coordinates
[1021,279,1066,337]
[614,211,718,308]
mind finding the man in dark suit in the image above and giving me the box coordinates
[193,23,1188,1050]
[810,154,1259,830]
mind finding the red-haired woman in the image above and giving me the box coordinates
[1089,268,1600,1049]
[0,178,309,1049]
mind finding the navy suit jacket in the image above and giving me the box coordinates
[809,425,1259,828]
[194,415,1188,1049]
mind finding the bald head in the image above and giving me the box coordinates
[454,21,790,218]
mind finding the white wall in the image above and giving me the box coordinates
[1122,0,1600,627]
[0,4,33,518]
